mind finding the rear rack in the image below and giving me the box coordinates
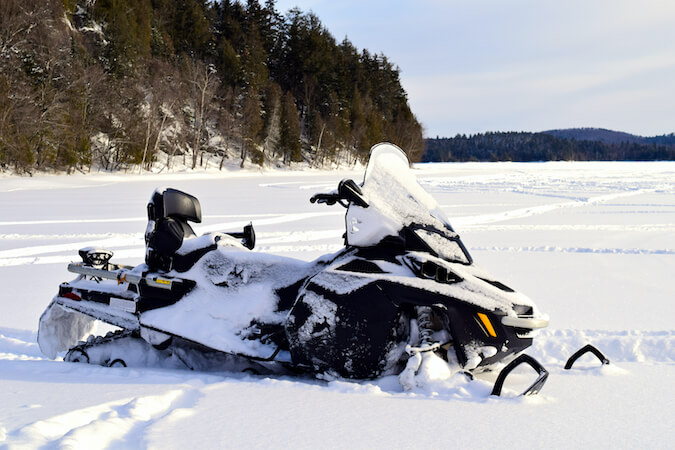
[68,263,183,291]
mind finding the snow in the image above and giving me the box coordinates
[1,160,674,448]
[37,302,95,359]
[140,243,313,358]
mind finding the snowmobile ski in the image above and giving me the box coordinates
[490,354,549,396]
[564,344,610,370]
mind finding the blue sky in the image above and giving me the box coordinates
[273,0,675,137]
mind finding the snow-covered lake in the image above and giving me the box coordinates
[1,161,673,448]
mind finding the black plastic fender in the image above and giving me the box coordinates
[285,281,405,378]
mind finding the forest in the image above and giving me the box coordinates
[0,0,423,174]
[423,131,675,162]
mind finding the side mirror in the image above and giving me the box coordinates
[226,223,256,250]
[338,179,368,208]
[242,223,256,250]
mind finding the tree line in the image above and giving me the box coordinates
[0,0,423,174]
[424,132,675,162]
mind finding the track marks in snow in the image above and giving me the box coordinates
[462,223,675,232]
[0,233,136,241]
[0,250,145,267]
[470,245,675,255]
[194,210,343,234]
[0,215,344,267]
[1,185,660,268]
[0,236,143,259]
[4,388,202,449]
[534,330,675,365]
[0,242,144,267]
[259,181,336,191]
[0,326,671,448]
[452,190,648,227]
[0,217,146,227]
[0,330,42,361]
[0,213,291,228]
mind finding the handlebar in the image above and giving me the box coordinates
[309,193,340,205]
[309,179,369,208]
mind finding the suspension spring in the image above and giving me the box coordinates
[416,305,435,346]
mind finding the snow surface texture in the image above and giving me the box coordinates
[0,161,674,448]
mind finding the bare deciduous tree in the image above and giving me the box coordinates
[217,85,241,170]
[182,58,218,170]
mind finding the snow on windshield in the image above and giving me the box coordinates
[345,143,459,250]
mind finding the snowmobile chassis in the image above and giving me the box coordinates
[38,143,611,397]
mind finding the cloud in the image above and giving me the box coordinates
[272,0,675,135]
[406,49,675,136]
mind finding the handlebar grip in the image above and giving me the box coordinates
[310,194,338,205]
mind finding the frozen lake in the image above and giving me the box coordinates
[1,161,673,448]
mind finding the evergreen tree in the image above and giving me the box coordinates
[93,0,152,75]
[261,81,282,157]
[240,90,263,166]
[1,0,428,172]
[279,91,301,163]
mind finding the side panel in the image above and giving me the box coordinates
[286,280,405,378]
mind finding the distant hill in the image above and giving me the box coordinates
[423,129,675,162]
[542,128,675,146]
[541,128,646,145]
[645,133,675,146]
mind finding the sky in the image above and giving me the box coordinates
[273,0,675,138]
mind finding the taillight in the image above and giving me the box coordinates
[62,292,82,301]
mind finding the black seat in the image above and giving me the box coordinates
[145,188,202,271]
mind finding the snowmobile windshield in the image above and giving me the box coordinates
[345,143,472,265]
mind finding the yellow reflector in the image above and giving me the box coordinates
[155,278,171,285]
[477,312,497,338]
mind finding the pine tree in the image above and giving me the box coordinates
[279,91,301,163]
[261,81,282,157]
[93,0,152,75]
[240,90,263,167]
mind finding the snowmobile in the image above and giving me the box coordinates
[38,143,607,396]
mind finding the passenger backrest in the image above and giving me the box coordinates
[145,188,202,271]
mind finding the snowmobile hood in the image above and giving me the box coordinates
[341,144,542,315]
